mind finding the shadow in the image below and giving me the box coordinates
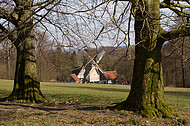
[164,90,190,99]
[47,85,131,93]
[77,105,105,111]
[0,102,66,113]
[0,102,106,114]
[0,97,8,102]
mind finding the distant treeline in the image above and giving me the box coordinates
[0,40,190,87]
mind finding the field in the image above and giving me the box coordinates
[0,79,190,125]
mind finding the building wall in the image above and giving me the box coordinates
[89,66,100,82]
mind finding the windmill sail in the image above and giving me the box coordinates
[96,50,105,64]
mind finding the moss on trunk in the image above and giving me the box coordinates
[8,46,45,103]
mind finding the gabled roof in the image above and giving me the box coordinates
[71,74,80,82]
[86,64,100,79]
[104,71,118,80]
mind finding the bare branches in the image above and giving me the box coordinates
[0,0,18,25]
[160,0,190,18]
[160,25,190,42]
[0,0,61,43]
[33,0,52,7]
[1,0,187,59]
[0,23,16,43]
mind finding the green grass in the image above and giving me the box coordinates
[164,87,190,117]
[0,79,190,125]
[41,82,130,105]
[0,79,189,113]
[0,79,13,97]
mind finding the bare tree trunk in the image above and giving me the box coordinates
[181,38,186,87]
[5,50,10,80]
[7,0,45,103]
[114,0,173,118]
[174,60,179,87]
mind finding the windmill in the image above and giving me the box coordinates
[77,50,106,83]
[71,49,118,83]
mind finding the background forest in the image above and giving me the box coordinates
[0,34,189,87]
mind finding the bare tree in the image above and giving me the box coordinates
[0,0,62,102]
[111,0,190,118]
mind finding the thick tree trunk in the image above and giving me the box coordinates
[114,0,173,118]
[7,0,45,103]
[114,40,173,117]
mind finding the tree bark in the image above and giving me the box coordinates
[7,0,45,103]
[181,39,186,87]
[114,0,173,118]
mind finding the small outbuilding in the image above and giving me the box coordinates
[104,71,118,84]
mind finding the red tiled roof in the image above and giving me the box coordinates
[104,71,118,80]
[71,74,80,82]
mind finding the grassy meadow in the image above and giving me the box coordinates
[0,79,190,125]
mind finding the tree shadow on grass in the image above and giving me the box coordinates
[164,91,190,99]
[0,102,66,113]
[77,105,104,111]
[0,102,104,114]
[47,85,131,93]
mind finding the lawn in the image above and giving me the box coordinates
[0,79,190,125]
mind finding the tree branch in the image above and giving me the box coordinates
[13,0,21,6]
[160,24,190,41]
[160,1,190,17]
[0,24,16,43]
[32,0,51,7]
[0,3,19,26]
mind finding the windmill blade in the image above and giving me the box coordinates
[84,50,105,75]
[83,51,96,65]
[96,50,105,64]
